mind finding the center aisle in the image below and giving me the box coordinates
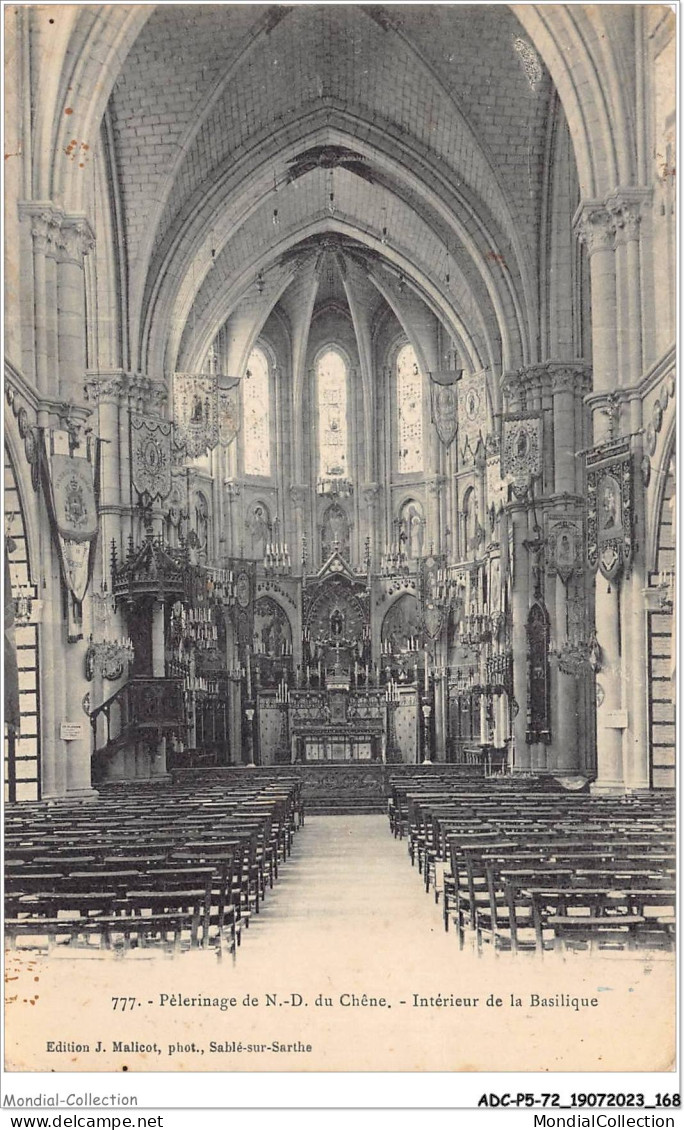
[242,814,447,966]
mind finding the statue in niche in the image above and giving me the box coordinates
[321,503,350,561]
[330,608,345,638]
[249,502,271,560]
[399,500,425,560]
[194,492,209,545]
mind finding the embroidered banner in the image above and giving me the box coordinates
[418,553,447,640]
[429,377,459,447]
[40,431,100,608]
[173,372,219,458]
[457,371,487,460]
[131,414,172,501]
[502,413,542,495]
[218,377,241,447]
[544,512,584,585]
[586,437,634,581]
[48,452,98,542]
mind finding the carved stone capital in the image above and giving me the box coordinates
[427,474,447,496]
[361,482,381,506]
[605,189,651,246]
[57,215,96,266]
[547,362,593,397]
[85,372,128,406]
[19,203,63,257]
[128,373,169,415]
[289,483,309,509]
[573,202,614,256]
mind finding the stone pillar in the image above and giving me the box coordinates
[427,476,445,551]
[39,549,66,799]
[361,483,380,567]
[290,484,308,572]
[553,573,580,771]
[606,190,648,386]
[225,480,241,559]
[434,669,447,761]
[64,636,98,800]
[574,203,617,395]
[19,204,61,398]
[593,573,624,791]
[56,215,95,404]
[509,503,530,770]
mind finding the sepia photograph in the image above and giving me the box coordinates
[2,0,678,1096]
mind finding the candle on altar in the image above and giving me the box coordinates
[424,650,429,693]
[246,650,252,698]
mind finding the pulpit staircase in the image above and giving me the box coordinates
[89,677,184,783]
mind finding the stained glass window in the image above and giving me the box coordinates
[317,349,349,480]
[397,343,424,473]
[243,347,271,477]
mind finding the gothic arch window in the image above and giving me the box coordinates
[243,346,271,477]
[396,343,424,474]
[317,348,349,483]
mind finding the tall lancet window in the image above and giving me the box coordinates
[243,346,271,477]
[317,349,349,482]
[396,343,424,474]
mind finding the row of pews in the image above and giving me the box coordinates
[5,777,304,957]
[388,776,676,955]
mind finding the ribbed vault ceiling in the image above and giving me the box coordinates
[101,3,568,382]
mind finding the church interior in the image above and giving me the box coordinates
[3,5,677,971]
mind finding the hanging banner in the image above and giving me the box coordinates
[40,431,100,609]
[131,414,172,501]
[48,452,98,542]
[585,437,634,581]
[165,472,189,531]
[218,377,241,447]
[418,553,447,640]
[544,512,584,585]
[229,558,257,662]
[501,413,542,495]
[429,377,459,447]
[457,370,487,460]
[173,372,219,458]
[486,451,507,515]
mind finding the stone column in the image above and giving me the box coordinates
[64,635,98,800]
[434,668,447,761]
[553,573,580,771]
[574,203,617,395]
[56,215,95,404]
[575,203,626,792]
[225,480,241,558]
[290,484,309,572]
[606,191,648,386]
[509,502,530,770]
[19,204,61,398]
[427,475,445,551]
[361,483,380,567]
